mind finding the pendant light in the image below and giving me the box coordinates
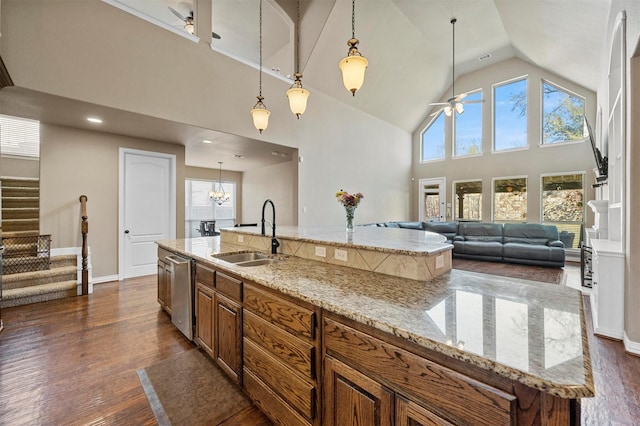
[339,0,368,96]
[250,0,270,133]
[286,0,310,118]
[209,162,230,205]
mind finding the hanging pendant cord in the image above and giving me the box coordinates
[351,0,356,39]
[259,0,263,97]
[295,0,300,73]
[451,18,456,97]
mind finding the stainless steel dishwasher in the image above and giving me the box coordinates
[165,254,194,340]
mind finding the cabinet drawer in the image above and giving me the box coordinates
[244,310,315,379]
[324,318,515,426]
[244,338,316,420]
[244,285,315,340]
[216,271,242,302]
[196,263,214,288]
[244,368,312,426]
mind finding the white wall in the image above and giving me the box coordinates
[411,57,597,225]
[242,159,298,226]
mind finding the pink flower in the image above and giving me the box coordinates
[335,189,364,208]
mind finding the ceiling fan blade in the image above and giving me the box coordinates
[430,107,445,117]
[462,99,485,105]
[168,6,187,22]
[454,93,468,102]
[429,102,448,106]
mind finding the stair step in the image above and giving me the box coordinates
[2,218,39,232]
[2,207,39,220]
[51,255,78,268]
[1,188,39,198]
[1,266,77,290]
[0,177,40,187]
[0,280,77,308]
[1,197,39,209]
[1,231,40,238]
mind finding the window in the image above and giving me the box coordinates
[493,177,527,221]
[541,173,584,249]
[542,81,585,145]
[421,112,445,162]
[454,180,482,221]
[185,179,236,238]
[454,90,483,157]
[0,114,40,158]
[494,78,528,151]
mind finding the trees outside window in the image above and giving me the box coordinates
[454,90,483,157]
[541,173,584,249]
[454,180,482,220]
[494,78,528,151]
[421,112,445,162]
[542,81,585,145]
[493,177,527,221]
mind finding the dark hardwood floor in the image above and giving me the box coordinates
[0,275,638,425]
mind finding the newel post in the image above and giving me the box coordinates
[79,195,89,295]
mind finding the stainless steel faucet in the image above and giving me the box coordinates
[261,199,280,254]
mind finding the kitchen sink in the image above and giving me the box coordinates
[213,251,282,267]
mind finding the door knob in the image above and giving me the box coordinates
[124,230,130,234]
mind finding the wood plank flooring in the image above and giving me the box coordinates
[0,274,639,425]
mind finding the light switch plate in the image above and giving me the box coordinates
[237,235,244,243]
[335,249,348,261]
[435,255,444,269]
[315,246,326,257]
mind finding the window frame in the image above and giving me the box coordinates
[492,75,529,154]
[491,175,528,223]
[539,171,585,250]
[420,111,447,163]
[185,178,237,238]
[453,89,484,158]
[452,179,483,221]
[540,79,587,147]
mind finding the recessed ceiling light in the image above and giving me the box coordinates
[202,139,213,144]
[87,117,103,124]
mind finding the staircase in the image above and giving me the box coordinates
[1,177,80,308]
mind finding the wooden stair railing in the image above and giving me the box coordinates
[79,195,89,295]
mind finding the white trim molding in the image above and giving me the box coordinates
[624,332,640,356]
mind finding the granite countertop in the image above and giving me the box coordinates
[222,225,452,256]
[156,236,594,399]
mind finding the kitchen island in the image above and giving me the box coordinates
[156,226,593,425]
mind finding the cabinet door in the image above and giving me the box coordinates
[195,283,215,356]
[396,395,454,426]
[156,260,171,314]
[324,355,393,426]
[216,293,242,383]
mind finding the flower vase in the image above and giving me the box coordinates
[345,206,355,233]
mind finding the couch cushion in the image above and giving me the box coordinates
[458,223,503,241]
[503,237,551,245]
[503,223,559,241]
[396,221,424,230]
[503,243,565,263]
[453,241,503,257]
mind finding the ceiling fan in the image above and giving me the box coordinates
[429,18,484,117]
[168,6,221,39]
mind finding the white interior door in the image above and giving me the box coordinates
[419,178,446,222]
[119,149,175,279]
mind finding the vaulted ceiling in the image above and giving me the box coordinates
[0,0,612,170]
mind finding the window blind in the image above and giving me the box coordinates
[0,114,40,158]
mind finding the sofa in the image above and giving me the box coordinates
[365,221,565,267]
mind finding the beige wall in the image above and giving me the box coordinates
[242,159,298,226]
[40,124,185,279]
[412,57,597,225]
[0,156,39,178]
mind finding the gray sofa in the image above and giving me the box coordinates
[365,221,565,267]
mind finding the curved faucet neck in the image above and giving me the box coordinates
[261,199,276,237]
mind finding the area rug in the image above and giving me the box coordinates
[137,349,252,425]
[452,258,566,285]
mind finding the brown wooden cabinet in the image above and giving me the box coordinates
[194,263,243,384]
[324,355,394,426]
[156,259,171,314]
[396,396,455,426]
[243,282,321,426]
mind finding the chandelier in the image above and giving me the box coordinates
[250,0,271,133]
[209,162,230,205]
[338,0,368,96]
[286,0,310,118]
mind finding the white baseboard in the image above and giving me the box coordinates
[92,275,119,284]
[624,332,640,356]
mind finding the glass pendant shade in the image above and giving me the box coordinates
[444,105,453,117]
[339,39,368,96]
[455,102,464,114]
[250,96,270,134]
[287,74,310,118]
[184,22,194,34]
